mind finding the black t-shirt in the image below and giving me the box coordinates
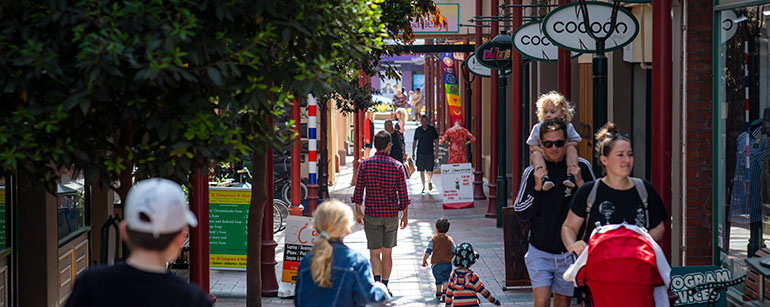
[413,125,438,157]
[65,263,212,307]
[570,179,668,242]
[514,159,595,253]
[389,130,405,162]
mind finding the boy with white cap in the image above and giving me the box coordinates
[65,178,211,307]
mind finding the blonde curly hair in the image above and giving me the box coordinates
[535,91,574,122]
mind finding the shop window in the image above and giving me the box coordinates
[717,5,770,292]
[57,180,85,241]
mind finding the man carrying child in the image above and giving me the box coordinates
[514,117,594,307]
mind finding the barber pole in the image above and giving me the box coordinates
[308,93,318,186]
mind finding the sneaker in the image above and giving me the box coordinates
[421,188,426,195]
[563,174,576,188]
[436,291,442,298]
[428,182,433,191]
[542,176,555,191]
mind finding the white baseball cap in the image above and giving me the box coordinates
[124,178,198,238]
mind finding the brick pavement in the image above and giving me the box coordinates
[208,119,536,306]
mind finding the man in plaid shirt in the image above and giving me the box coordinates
[353,130,410,293]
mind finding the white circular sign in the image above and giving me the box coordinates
[465,52,511,78]
[542,2,639,53]
[720,10,737,44]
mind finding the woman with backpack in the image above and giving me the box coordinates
[561,122,669,255]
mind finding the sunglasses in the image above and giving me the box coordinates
[542,139,566,148]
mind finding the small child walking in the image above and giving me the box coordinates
[527,91,582,190]
[422,217,456,301]
[445,243,501,307]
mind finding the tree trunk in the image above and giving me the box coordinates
[247,150,267,306]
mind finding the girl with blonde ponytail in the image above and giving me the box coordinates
[295,199,390,306]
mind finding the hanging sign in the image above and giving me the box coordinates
[441,163,474,209]
[282,215,319,283]
[474,34,513,70]
[542,2,639,53]
[465,52,510,77]
[720,10,738,44]
[441,53,463,126]
[512,21,581,62]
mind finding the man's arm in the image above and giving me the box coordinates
[396,165,410,228]
[352,163,366,224]
[513,167,543,220]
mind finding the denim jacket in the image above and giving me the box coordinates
[295,241,389,306]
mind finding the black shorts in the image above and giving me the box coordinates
[416,155,434,172]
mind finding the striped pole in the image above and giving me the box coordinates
[306,93,319,215]
[744,43,750,212]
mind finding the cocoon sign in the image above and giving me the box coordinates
[542,1,639,53]
[512,21,581,62]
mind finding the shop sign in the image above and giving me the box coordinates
[465,52,511,77]
[411,3,459,33]
[542,2,639,53]
[474,35,513,70]
[720,10,738,44]
[670,266,730,306]
[282,215,319,283]
[209,187,251,270]
[512,21,581,62]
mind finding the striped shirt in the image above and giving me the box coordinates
[445,269,500,306]
[352,152,410,217]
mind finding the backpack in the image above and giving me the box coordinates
[581,177,648,241]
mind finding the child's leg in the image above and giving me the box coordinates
[530,151,554,190]
[566,145,578,168]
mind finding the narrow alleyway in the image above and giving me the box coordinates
[213,119,535,306]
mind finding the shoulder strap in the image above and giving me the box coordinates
[581,178,603,241]
[631,177,648,210]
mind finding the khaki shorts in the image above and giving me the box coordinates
[363,215,399,250]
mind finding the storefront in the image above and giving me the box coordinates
[714,0,770,301]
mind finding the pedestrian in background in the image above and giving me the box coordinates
[412,115,439,194]
[295,199,390,306]
[410,88,423,120]
[352,131,410,295]
[363,109,375,159]
[384,120,405,163]
[65,179,211,307]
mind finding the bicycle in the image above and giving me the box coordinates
[273,199,290,234]
[273,153,308,205]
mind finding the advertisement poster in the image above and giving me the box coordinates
[440,163,474,209]
[441,53,463,126]
[670,266,730,306]
[209,187,251,270]
[282,215,319,283]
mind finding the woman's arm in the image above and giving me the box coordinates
[561,211,587,254]
[648,222,665,242]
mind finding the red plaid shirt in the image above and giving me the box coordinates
[352,152,410,217]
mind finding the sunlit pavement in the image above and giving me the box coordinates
[209,120,536,306]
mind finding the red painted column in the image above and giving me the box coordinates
[290,97,304,216]
[260,143,279,296]
[510,0,523,209]
[557,0,571,100]
[486,0,500,218]
[425,41,433,124]
[652,0,672,259]
[473,0,486,200]
[189,168,210,293]
[434,55,440,127]
[351,74,364,186]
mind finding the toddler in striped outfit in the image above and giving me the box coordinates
[445,243,501,306]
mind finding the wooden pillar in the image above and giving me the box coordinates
[189,168,210,293]
[17,171,58,307]
[557,0,572,100]
[652,0,672,259]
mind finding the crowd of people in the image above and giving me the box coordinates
[62,90,669,307]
